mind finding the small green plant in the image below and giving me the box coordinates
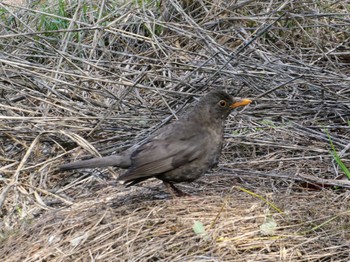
[192,220,210,241]
[326,130,350,179]
[37,0,69,34]
[0,7,6,20]
[231,127,254,136]
[260,216,278,236]
[260,119,276,128]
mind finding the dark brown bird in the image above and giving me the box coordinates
[59,90,251,197]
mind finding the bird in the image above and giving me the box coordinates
[59,90,252,197]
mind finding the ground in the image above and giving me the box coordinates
[0,1,350,261]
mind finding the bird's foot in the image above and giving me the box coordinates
[163,182,192,198]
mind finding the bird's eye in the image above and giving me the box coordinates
[219,100,227,107]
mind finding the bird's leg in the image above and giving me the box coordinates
[163,181,191,197]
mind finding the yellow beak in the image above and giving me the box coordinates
[230,99,252,109]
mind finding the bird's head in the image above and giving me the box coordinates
[201,90,252,120]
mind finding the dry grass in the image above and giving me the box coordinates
[0,0,350,261]
[2,183,350,261]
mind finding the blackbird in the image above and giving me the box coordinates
[59,90,251,197]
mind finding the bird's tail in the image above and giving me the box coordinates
[59,155,131,170]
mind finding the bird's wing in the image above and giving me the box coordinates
[117,128,208,182]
